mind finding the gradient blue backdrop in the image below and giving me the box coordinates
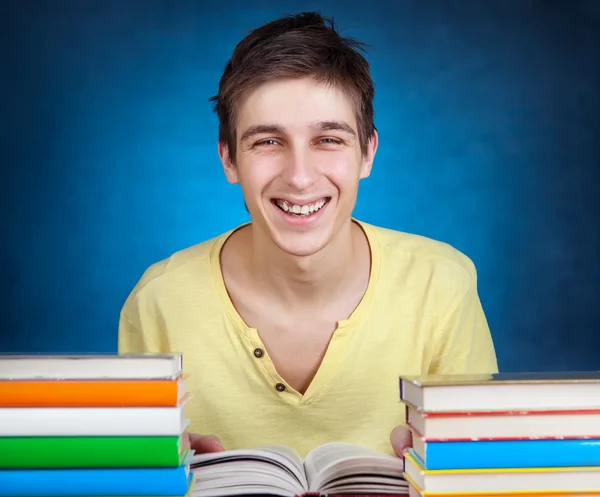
[1,0,599,372]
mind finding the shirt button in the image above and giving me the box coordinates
[253,348,264,358]
[275,383,286,392]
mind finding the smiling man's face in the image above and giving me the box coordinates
[219,77,377,258]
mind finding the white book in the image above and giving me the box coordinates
[0,405,188,436]
[406,402,600,439]
[399,371,600,412]
[0,354,182,380]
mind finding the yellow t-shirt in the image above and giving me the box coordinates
[118,220,498,457]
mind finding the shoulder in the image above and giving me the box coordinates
[120,226,237,317]
[359,220,478,293]
[134,236,219,290]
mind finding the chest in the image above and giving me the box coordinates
[163,289,430,407]
[223,268,368,393]
[239,303,345,394]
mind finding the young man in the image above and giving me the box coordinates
[118,12,498,459]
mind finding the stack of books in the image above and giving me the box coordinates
[0,353,194,497]
[399,371,600,496]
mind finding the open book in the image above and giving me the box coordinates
[190,442,409,497]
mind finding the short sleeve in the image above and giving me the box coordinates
[429,264,499,375]
[117,278,171,354]
[117,312,146,354]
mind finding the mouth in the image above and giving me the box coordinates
[271,197,331,218]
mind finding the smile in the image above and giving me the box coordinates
[272,198,330,217]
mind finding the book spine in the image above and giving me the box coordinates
[0,379,182,407]
[422,438,600,470]
[0,466,193,496]
[0,355,183,380]
[0,436,182,468]
[0,407,185,436]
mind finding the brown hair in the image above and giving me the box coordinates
[209,11,376,162]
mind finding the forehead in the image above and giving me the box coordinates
[236,78,357,134]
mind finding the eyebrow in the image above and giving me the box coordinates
[240,124,286,143]
[310,120,357,137]
[239,120,357,143]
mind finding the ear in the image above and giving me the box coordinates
[218,140,239,184]
[359,130,378,179]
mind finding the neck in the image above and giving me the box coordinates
[249,220,368,309]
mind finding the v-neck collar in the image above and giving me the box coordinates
[209,219,382,405]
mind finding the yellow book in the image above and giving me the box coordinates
[406,474,600,497]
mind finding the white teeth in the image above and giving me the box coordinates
[275,198,328,216]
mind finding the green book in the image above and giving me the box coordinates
[0,436,185,468]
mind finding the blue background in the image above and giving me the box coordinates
[1,0,599,372]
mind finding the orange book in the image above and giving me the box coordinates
[0,375,187,407]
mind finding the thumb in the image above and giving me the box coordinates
[390,425,413,457]
[187,433,225,453]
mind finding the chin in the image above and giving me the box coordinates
[260,225,330,258]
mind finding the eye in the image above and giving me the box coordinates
[318,137,344,145]
[255,139,280,147]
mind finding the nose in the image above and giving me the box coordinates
[280,146,318,191]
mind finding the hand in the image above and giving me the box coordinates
[185,432,225,453]
[390,425,412,457]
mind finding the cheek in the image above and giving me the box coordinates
[316,154,363,186]
[238,159,280,192]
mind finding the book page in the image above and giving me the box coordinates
[303,442,407,493]
[192,465,302,497]
[191,445,308,495]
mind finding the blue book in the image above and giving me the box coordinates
[0,451,193,496]
[414,437,600,470]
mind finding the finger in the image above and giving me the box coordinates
[390,425,412,457]
[188,433,225,453]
